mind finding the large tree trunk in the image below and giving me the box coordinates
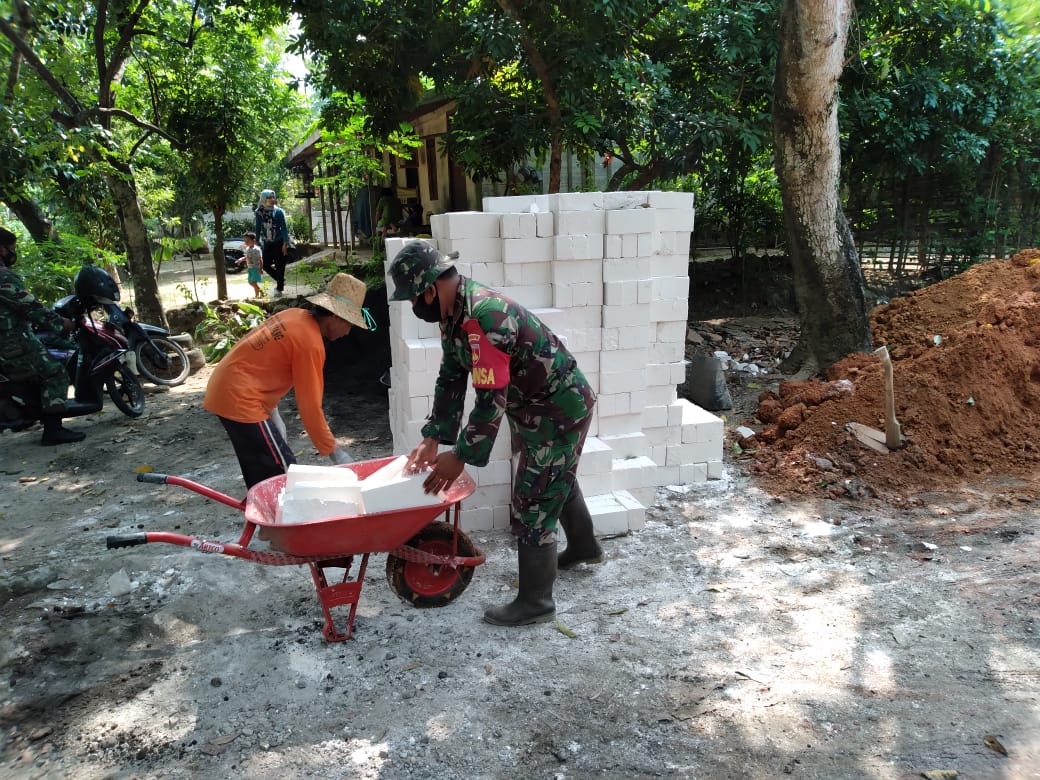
[5,195,57,242]
[773,0,870,376]
[212,208,229,300]
[106,164,166,327]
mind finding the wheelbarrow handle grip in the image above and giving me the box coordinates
[137,472,168,484]
[107,533,148,549]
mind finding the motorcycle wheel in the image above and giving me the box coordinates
[106,366,145,417]
[135,338,190,386]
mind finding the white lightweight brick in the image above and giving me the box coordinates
[578,435,613,475]
[604,234,623,259]
[468,483,513,507]
[594,347,648,371]
[603,257,650,282]
[648,191,695,210]
[493,504,512,530]
[469,261,505,288]
[502,284,552,309]
[409,370,441,396]
[616,489,647,530]
[681,462,709,484]
[604,280,638,307]
[408,394,432,421]
[573,282,603,307]
[637,232,660,256]
[500,212,538,239]
[637,278,653,304]
[657,231,681,254]
[567,306,603,328]
[603,191,649,209]
[646,362,675,387]
[655,320,687,344]
[536,211,554,237]
[606,208,657,234]
[557,191,605,211]
[490,427,513,460]
[460,505,494,532]
[578,472,613,498]
[654,464,681,485]
[529,307,566,332]
[587,492,631,535]
[602,303,650,328]
[619,325,651,350]
[650,253,690,278]
[431,211,501,238]
[643,424,681,447]
[555,234,604,261]
[502,237,554,264]
[600,432,649,459]
[611,455,657,492]
[384,236,420,262]
[642,404,668,429]
[482,194,558,213]
[503,261,551,287]
[475,457,512,487]
[569,328,604,355]
[437,236,503,262]
[645,385,678,406]
[553,285,573,309]
[706,460,723,480]
[679,399,725,443]
[596,412,643,437]
[652,275,691,301]
[556,210,606,235]
[651,298,688,323]
[552,259,602,285]
[622,234,639,258]
[656,208,696,232]
[650,340,685,363]
[626,487,656,508]
[595,393,626,418]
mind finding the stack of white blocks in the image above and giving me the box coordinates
[383,190,723,537]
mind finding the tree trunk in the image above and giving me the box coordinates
[773,0,870,376]
[212,209,229,300]
[105,164,165,327]
[5,195,57,242]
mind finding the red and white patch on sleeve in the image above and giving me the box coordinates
[462,320,510,389]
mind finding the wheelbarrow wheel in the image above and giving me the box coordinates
[386,521,477,608]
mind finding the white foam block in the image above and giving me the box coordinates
[360,455,443,514]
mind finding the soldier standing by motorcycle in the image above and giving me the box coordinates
[0,226,85,445]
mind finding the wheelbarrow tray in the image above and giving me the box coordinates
[244,455,477,557]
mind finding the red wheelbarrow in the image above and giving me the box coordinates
[107,456,484,641]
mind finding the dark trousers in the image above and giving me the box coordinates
[217,416,296,488]
[262,241,286,292]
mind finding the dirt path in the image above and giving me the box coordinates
[1,309,1037,778]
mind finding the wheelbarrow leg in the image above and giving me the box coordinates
[309,554,370,642]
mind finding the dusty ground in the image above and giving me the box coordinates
[0,255,1037,779]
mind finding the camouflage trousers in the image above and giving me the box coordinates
[0,335,69,410]
[508,410,593,547]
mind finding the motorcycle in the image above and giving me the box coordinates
[0,266,146,432]
[100,303,190,386]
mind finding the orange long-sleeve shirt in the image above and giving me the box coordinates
[203,308,336,456]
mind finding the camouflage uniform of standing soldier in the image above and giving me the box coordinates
[389,240,604,627]
[0,226,85,445]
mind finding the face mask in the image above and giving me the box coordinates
[412,289,441,323]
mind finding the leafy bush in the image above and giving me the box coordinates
[222,217,254,238]
[193,300,266,363]
[16,233,118,305]
[288,212,312,242]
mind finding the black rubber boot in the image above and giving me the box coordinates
[483,541,557,626]
[40,414,86,446]
[557,485,604,569]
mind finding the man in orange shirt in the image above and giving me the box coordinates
[203,274,373,488]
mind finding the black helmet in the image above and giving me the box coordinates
[74,265,120,304]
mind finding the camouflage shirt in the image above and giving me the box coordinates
[0,265,64,339]
[422,277,596,466]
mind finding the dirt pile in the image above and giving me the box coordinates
[747,250,1040,501]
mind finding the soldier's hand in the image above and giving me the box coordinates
[404,437,439,475]
[422,452,463,495]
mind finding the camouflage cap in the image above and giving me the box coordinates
[388,241,456,301]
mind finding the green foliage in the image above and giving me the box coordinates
[194,301,267,363]
[14,233,104,305]
[223,218,254,238]
[287,212,312,242]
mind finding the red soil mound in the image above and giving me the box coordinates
[749,250,1040,501]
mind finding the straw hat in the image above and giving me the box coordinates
[307,273,370,330]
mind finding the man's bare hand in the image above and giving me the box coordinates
[404,437,439,475]
[422,451,464,495]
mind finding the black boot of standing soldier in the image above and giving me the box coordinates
[483,541,557,626]
[40,414,85,445]
[557,485,604,569]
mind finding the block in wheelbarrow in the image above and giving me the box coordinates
[244,455,476,557]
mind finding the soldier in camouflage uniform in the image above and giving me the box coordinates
[389,240,604,627]
[0,226,85,445]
